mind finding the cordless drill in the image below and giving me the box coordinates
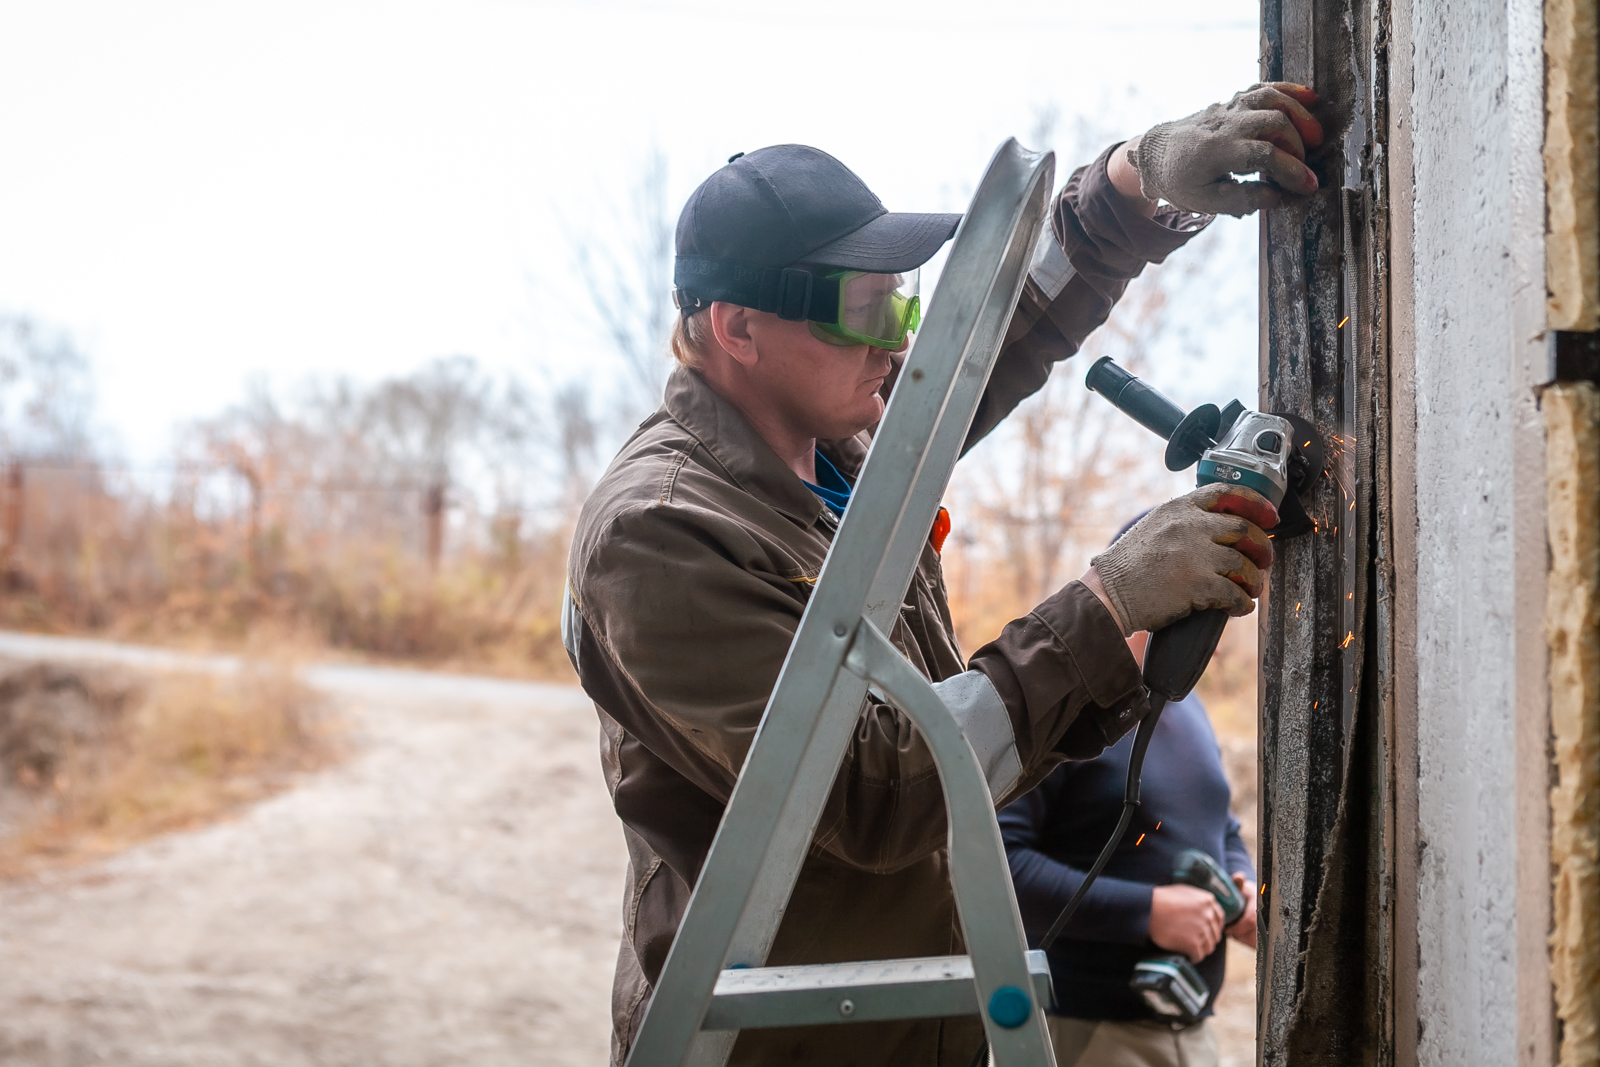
[1129,849,1248,1024]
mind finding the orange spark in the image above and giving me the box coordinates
[1135,834,1146,846]
[1340,631,1354,648]
[1337,316,1350,328]
[1155,822,1162,830]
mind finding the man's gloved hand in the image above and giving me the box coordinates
[1089,484,1279,637]
[1129,83,1324,217]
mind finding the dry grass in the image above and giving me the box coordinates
[0,464,577,681]
[0,657,338,876]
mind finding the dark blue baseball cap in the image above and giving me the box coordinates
[672,145,961,320]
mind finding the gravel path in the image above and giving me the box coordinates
[0,632,1257,1066]
[0,634,624,1067]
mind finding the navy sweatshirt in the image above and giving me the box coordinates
[998,691,1254,1021]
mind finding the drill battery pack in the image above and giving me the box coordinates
[1129,954,1210,1025]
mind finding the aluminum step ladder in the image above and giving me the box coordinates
[626,139,1059,1067]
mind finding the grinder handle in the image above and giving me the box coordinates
[1142,607,1228,703]
[1085,356,1187,441]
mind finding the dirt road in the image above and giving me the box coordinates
[0,632,1256,1066]
[0,634,625,1066]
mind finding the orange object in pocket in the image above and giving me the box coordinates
[930,507,951,554]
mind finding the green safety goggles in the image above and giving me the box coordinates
[806,268,921,349]
[672,257,921,350]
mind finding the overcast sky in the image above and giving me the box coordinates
[0,0,1263,463]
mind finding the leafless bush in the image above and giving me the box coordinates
[0,345,579,677]
[0,657,335,874]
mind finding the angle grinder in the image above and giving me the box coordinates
[973,362,1321,1067]
[1084,355,1323,701]
[1035,358,1321,954]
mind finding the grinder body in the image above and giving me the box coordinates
[1084,356,1318,702]
[1144,405,1293,700]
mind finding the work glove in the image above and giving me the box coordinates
[1129,83,1324,217]
[1090,484,1279,637]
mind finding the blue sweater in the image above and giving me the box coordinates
[998,691,1254,1021]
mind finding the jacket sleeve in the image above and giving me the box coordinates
[997,770,1155,945]
[574,501,1145,877]
[963,142,1213,451]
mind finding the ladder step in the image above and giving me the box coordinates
[702,951,1054,1031]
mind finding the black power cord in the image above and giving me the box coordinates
[1039,696,1165,953]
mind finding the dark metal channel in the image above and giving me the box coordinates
[1256,0,1396,1063]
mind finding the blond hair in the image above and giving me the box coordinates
[670,308,716,370]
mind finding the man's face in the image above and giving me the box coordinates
[740,312,905,441]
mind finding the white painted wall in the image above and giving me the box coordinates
[1408,0,1551,1063]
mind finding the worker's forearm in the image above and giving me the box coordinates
[971,580,1144,779]
[1107,137,1159,219]
[813,583,1144,874]
[966,143,1212,450]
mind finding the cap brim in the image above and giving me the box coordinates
[801,211,962,273]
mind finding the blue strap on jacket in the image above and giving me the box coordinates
[803,449,852,518]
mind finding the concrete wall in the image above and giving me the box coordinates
[1407,0,1553,1063]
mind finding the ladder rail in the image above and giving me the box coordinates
[711,145,1056,989]
[843,620,1059,1065]
[626,139,1056,1067]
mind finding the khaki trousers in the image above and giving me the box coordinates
[1045,1016,1218,1067]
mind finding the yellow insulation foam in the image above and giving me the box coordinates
[1546,382,1600,1067]
[1546,0,1600,329]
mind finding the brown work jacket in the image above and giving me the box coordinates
[565,147,1209,1067]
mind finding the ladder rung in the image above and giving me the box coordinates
[702,951,1054,1031]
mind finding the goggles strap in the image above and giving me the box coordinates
[672,256,839,322]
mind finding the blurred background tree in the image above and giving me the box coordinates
[0,137,1258,715]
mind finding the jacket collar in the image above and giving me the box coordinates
[663,365,826,526]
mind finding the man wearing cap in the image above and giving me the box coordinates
[565,83,1321,1066]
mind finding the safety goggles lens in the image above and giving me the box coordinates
[808,269,921,348]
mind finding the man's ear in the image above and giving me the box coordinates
[710,303,760,367]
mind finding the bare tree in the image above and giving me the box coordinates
[571,147,675,416]
[180,356,543,575]
[0,316,95,462]
[0,316,97,580]
[942,250,1206,646]
[550,379,597,509]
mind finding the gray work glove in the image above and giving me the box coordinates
[1091,484,1279,637]
[1129,82,1324,217]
